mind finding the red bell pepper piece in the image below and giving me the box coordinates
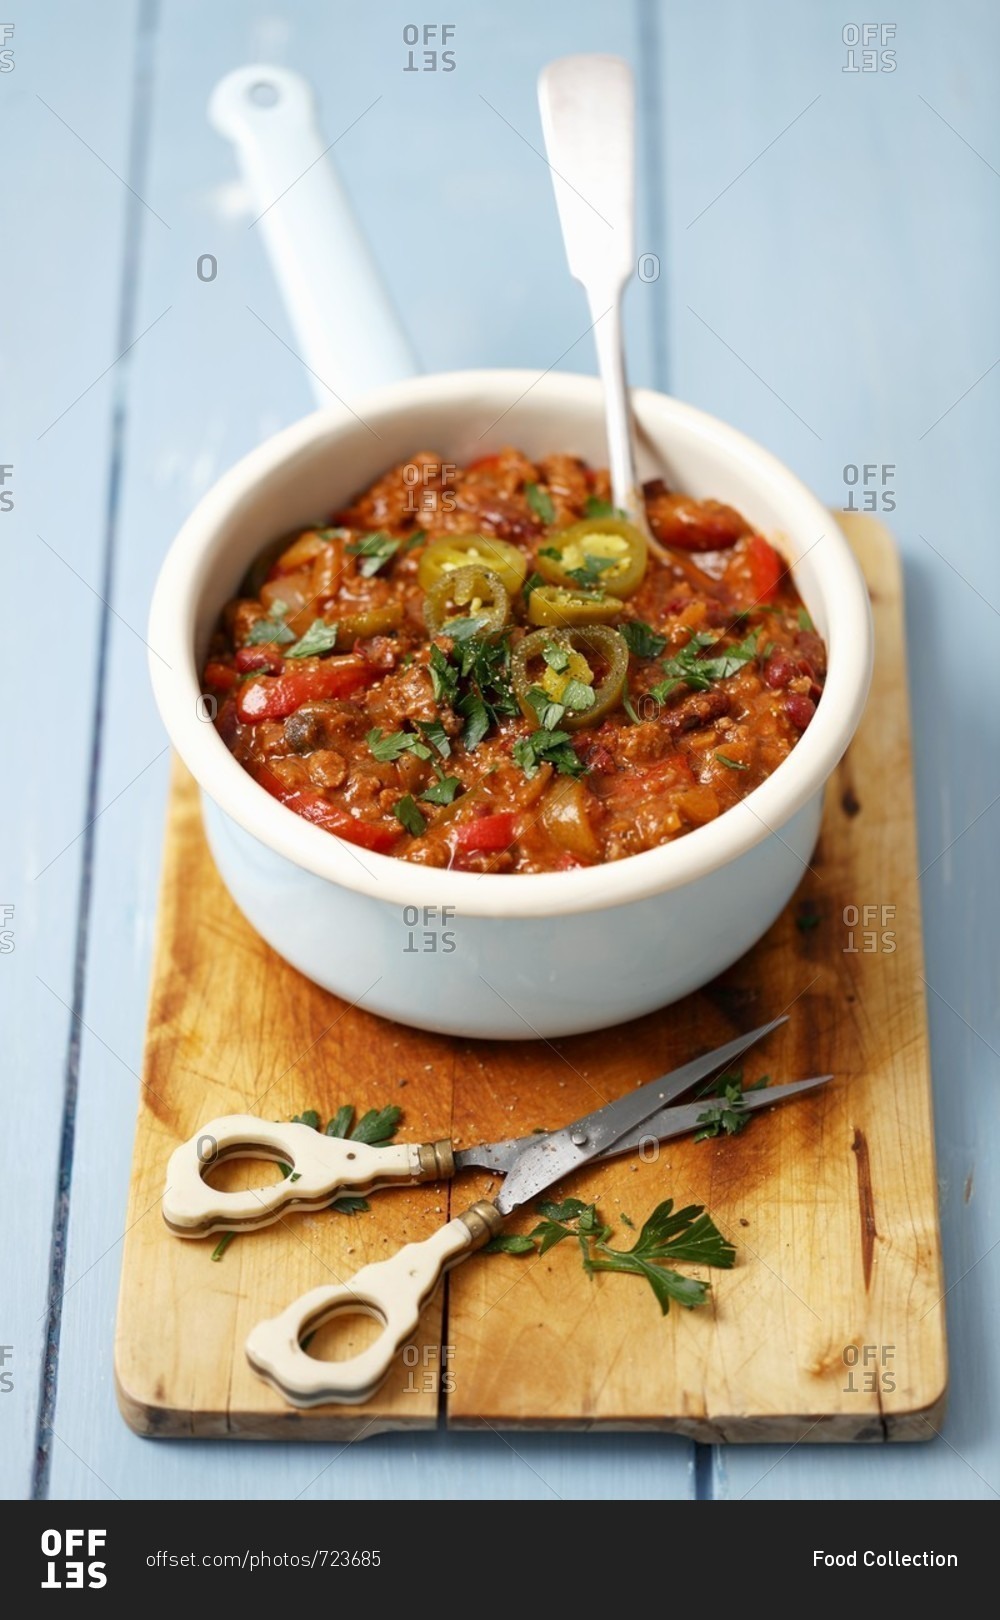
[746,534,784,603]
[452,811,518,853]
[236,657,375,723]
[255,767,400,853]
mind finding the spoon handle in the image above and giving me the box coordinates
[538,55,657,542]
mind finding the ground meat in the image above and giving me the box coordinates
[204,449,826,873]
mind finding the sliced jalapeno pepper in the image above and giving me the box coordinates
[512,625,629,731]
[334,601,403,648]
[418,533,528,597]
[424,564,510,638]
[535,516,647,599]
[526,584,622,628]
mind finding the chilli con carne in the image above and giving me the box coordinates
[202,448,827,873]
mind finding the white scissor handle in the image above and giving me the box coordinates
[245,1202,502,1407]
[162,1114,453,1238]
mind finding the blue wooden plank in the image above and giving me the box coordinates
[46,0,696,1500]
[0,0,140,1498]
[660,0,1000,1497]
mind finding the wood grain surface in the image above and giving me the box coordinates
[114,514,946,1442]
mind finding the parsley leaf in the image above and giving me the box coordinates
[525,482,556,525]
[420,775,461,806]
[585,1200,736,1313]
[798,607,814,631]
[567,553,618,591]
[542,641,571,673]
[246,601,295,647]
[443,614,489,642]
[715,753,749,771]
[692,1071,770,1142]
[561,677,594,712]
[458,691,491,750]
[414,717,451,758]
[484,1233,537,1255]
[429,643,459,705]
[346,531,401,577]
[620,620,667,659]
[513,728,587,780]
[490,1194,735,1316]
[650,628,760,703]
[394,794,427,836]
[286,619,339,658]
[522,570,545,601]
[526,686,566,730]
[367,726,433,764]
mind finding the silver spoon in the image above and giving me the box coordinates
[538,54,669,561]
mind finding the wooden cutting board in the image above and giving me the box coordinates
[115,514,946,1443]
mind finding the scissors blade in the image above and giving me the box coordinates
[494,1015,787,1214]
[598,1072,833,1154]
[456,1072,830,1176]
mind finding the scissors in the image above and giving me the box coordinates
[163,1015,830,1407]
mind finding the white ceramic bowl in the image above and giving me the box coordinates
[149,370,872,1038]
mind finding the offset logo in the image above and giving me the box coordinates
[40,1530,107,1589]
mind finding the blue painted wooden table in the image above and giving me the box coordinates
[4,0,998,1500]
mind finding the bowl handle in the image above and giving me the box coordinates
[209,65,419,406]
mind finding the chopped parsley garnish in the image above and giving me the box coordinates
[798,607,814,631]
[458,693,491,751]
[429,643,460,705]
[414,717,451,758]
[560,677,595,713]
[650,628,760,703]
[346,531,402,577]
[542,641,571,673]
[246,600,295,646]
[693,1070,769,1142]
[443,614,489,642]
[522,570,545,601]
[286,619,339,658]
[715,753,749,771]
[620,620,667,660]
[525,686,567,730]
[420,775,461,806]
[513,728,587,780]
[525,482,556,525]
[486,1194,735,1315]
[566,553,617,591]
[367,726,433,764]
[583,496,628,520]
[394,794,427,837]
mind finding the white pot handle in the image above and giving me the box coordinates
[209,65,419,406]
